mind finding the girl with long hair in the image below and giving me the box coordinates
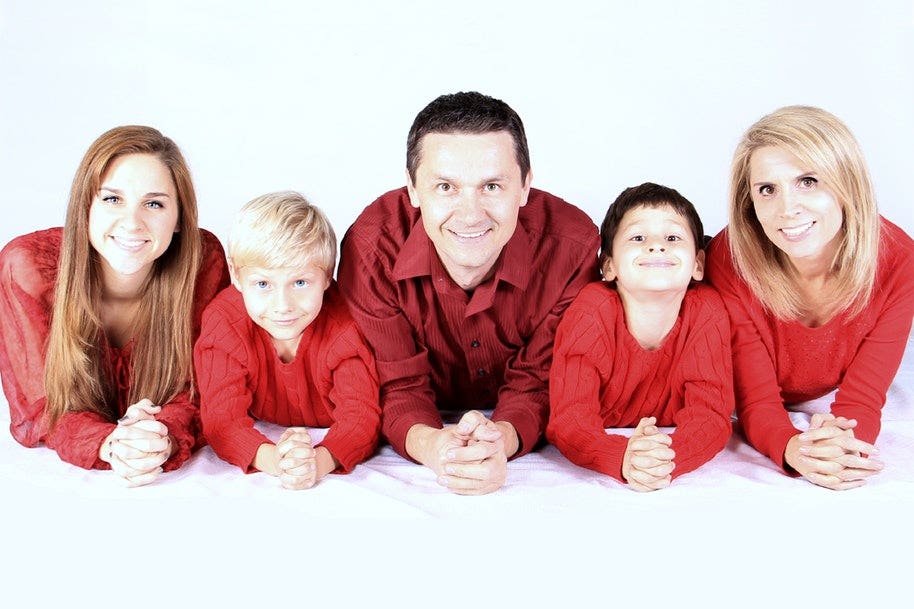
[0,125,229,486]
[706,106,914,490]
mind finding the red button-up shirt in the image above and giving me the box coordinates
[338,187,599,458]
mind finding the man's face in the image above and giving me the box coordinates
[407,130,531,290]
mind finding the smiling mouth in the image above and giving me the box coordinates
[779,221,815,239]
[450,229,490,240]
[111,236,149,250]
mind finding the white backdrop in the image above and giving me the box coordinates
[1,0,912,256]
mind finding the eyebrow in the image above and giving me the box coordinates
[100,186,172,198]
[751,171,818,188]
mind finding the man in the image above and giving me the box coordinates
[338,91,599,494]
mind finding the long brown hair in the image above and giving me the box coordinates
[728,105,879,320]
[45,126,202,426]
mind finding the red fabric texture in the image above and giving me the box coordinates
[0,227,230,470]
[547,282,734,482]
[337,187,600,458]
[705,218,914,469]
[194,282,381,474]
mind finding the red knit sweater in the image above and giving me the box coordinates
[547,282,734,483]
[705,218,914,470]
[193,283,381,474]
[0,227,230,470]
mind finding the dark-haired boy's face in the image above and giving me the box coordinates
[604,204,704,297]
[407,131,531,290]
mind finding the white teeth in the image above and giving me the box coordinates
[780,221,813,237]
[455,230,487,239]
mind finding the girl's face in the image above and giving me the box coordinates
[749,146,844,270]
[88,153,180,287]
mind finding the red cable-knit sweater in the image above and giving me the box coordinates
[193,283,381,474]
[705,218,914,470]
[0,227,230,470]
[547,282,734,483]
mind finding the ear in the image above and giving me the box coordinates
[228,258,241,289]
[601,258,617,282]
[692,249,705,282]
[519,168,533,208]
[405,169,420,209]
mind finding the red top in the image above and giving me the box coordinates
[0,227,230,470]
[194,283,381,474]
[705,218,914,469]
[547,282,734,482]
[337,186,600,458]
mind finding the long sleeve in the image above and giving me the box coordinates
[547,290,630,480]
[0,229,61,447]
[666,288,734,478]
[492,227,600,456]
[827,223,914,444]
[318,320,381,473]
[705,232,798,469]
[337,222,444,459]
[195,299,269,472]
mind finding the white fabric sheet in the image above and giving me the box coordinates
[2,330,913,605]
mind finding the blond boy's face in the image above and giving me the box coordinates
[603,204,704,298]
[232,262,330,358]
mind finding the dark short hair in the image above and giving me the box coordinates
[406,91,530,183]
[599,182,705,272]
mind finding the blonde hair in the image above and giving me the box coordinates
[45,126,202,427]
[228,191,336,275]
[728,105,880,320]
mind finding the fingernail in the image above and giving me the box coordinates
[446,450,455,460]
[799,445,810,454]
[445,465,455,475]
[437,476,448,487]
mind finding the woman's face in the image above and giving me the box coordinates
[88,153,180,287]
[749,146,844,271]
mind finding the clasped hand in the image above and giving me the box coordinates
[786,413,883,491]
[422,410,511,496]
[99,398,173,487]
[622,416,675,492]
[275,427,318,490]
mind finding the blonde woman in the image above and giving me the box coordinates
[706,106,914,490]
[0,126,229,486]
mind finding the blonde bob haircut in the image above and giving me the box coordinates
[728,105,880,321]
[46,125,202,427]
[229,191,336,277]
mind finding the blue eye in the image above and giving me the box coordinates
[294,279,310,288]
[255,280,269,289]
[145,200,164,209]
[102,195,120,204]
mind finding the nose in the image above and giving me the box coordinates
[272,287,293,312]
[647,238,666,253]
[455,191,485,225]
[119,202,145,230]
[777,189,802,217]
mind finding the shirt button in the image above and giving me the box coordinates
[471,340,480,348]
[477,368,487,376]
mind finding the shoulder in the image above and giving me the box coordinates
[0,228,63,292]
[198,228,228,262]
[520,189,599,249]
[344,187,417,243]
[683,283,728,321]
[201,286,248,328]
[564,281,621,324]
